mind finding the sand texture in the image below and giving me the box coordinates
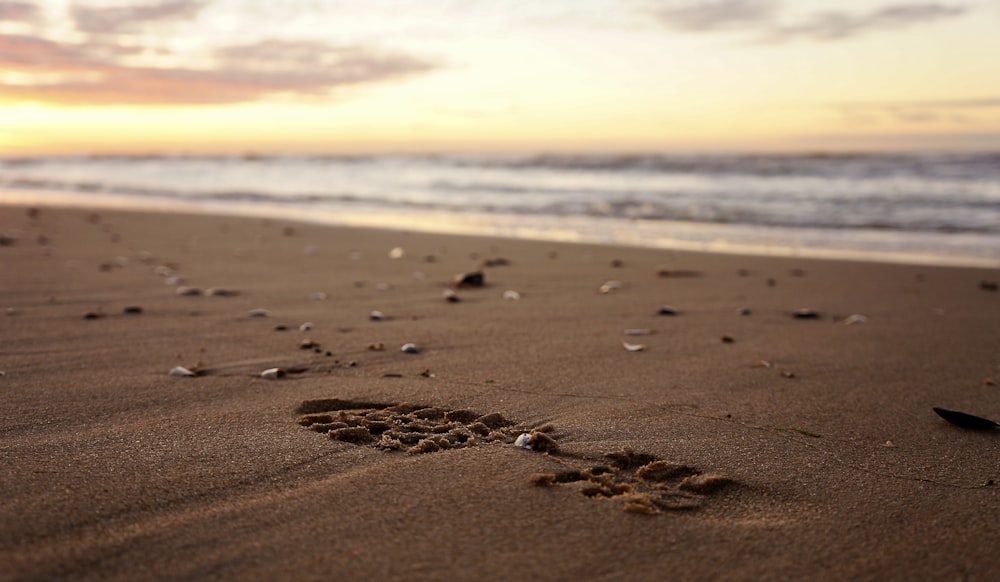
[1,205,999,581]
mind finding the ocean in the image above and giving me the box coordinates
[2,152,999,267]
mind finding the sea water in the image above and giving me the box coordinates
[2,152,999,266]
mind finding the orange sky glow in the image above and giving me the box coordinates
[2,0,999,155]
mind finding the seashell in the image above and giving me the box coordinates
[843,314,867,325]
[401,343,420,354]
[247,308,270,317]
[175,286,201,296]
[453,271,484,288]
[168,366,196,377]
[443,289,460,303]
[389,247,405,259]
[624,329,652,336]
[309,291,328,301]
[792,308,820,319]
[369,310,384,321]
[260,367,286,380]
[599,280,622,294]
[122,306,143,315]
[932,407,998,431]
[164,276,183,286]
[299,322,313,332]
[206,288,239,297]
[368,342,385,351]
[503,290,521,301]
[657,306,679,316]
[623,342,646,352]
[514,433,532,449]
[299,339,319,350]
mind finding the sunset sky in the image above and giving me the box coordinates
[2,0,999,155]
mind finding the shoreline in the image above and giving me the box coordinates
[2,204,998,580]
[3,191,999,269]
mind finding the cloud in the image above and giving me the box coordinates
[833,97,1000,126]
[71,0,208,35]
[0,35,437,105]
[652,0,776,32]
[649,1,968,42]
[0,1,39,23]
[767,3,966,42]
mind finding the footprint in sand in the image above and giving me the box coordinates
[297,399,737,516]
[296,398,528,455]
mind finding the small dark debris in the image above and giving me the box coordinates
[274,325,288,331]
[453,271,484,288]
[382,373,403,378]
[482,257,510,267]
[82,311,102,320]
[658,306,679,316]
[122,306,143,315]
[980,281,998,292]
[610,259,624,268]
[932,407,999,431]
[792,308,820,320]
[767,278,776,287]
[737,308,752,316]
[300,339,319,350]
[721,335,735,344]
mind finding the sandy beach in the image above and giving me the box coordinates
[1,204,998,581]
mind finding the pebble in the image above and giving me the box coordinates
[453,271,485,288]
[260,367,286,380]
[503,290,521,301]
[370,310,385,321]
[206,288,239,297]
[168,366,196,377]
[122,306,143,315]
[82,311,102,320]
[843,314,868,325]
[176,286,201,296]
[389,247,405,259]
[401,343,420,354]
[443,289,460,303]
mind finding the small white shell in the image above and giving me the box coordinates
[503,290,521,301]
[514,433,532,449]
[370,310,385,321]
[401,343,419,354]
[309,291,328,301]
[599,280,622,294]
[175,286,201,296]
[168,366,196,377]
[389,247,405,259]
[299,322,313,332]
[844,314,868,325]
[247,308,270,318]
[260,367,286,380]
[623,342,646,352]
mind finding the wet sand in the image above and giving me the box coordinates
[1,205,998,581]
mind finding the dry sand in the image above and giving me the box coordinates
[1,205,998,581]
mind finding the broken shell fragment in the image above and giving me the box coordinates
[623,342,646,352]
[175,286,201,296]
[503,290,521,301]
[260,367,286,380]
[514,433,531,449]
[401,343,420,354]
[168,366,196,377]
[206,288,239,297]
[369,310,385,321]
[247,308,270,318]
[453,271,484,288]
[122,306,143,315]
[443,289,461,303]
[389,247,405,259]
[299,322,313,332]
[843,314,868,325]
[164,276,183,286]
[309,291,328,301]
